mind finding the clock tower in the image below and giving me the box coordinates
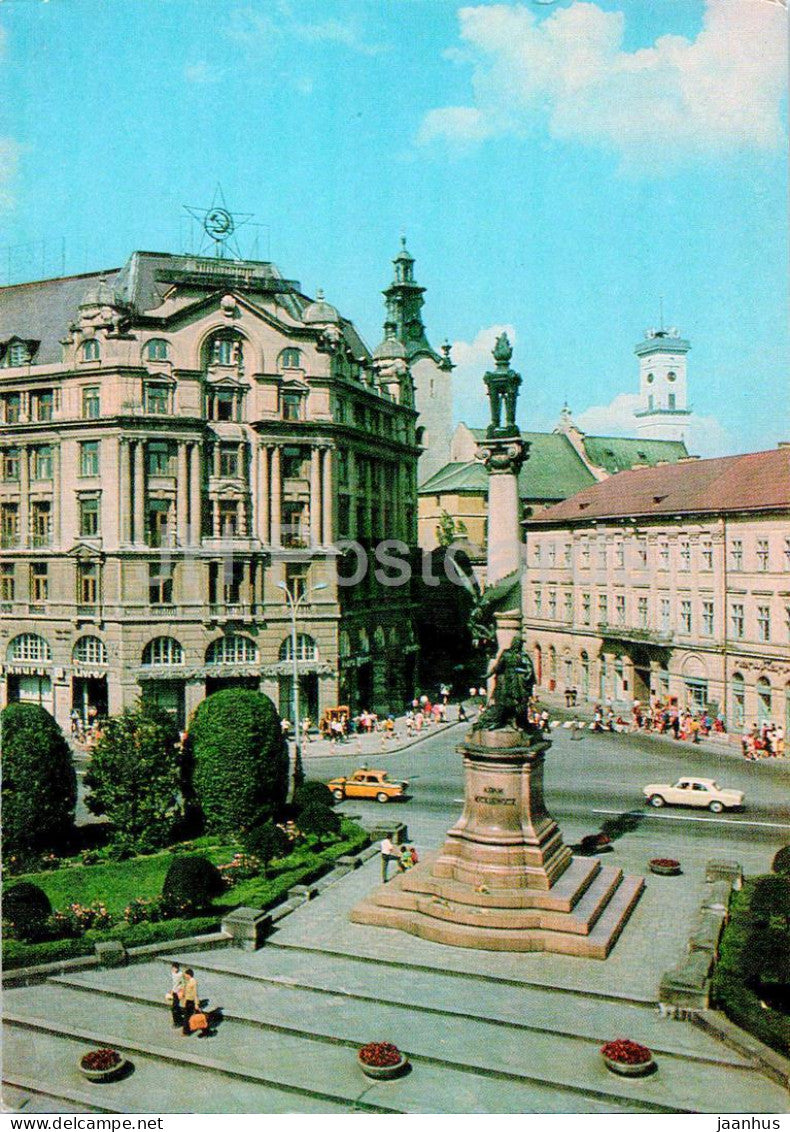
[377,238,454,485]
[633,323,692,444]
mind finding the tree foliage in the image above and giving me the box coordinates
[771,845,790,876]
[298,802,341,838]
[187,689,288,833]
[1,703,76,859]
[161,855,224,913]
[293,780,336,811]
[83,702,182,851]
[2,882,52,941]
[242,820,292,873]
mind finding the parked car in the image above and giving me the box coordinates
[326,768,408,803]
[642,776,744,813]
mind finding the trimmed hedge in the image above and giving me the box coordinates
[242,821,292,868]
[293,781,336,810]
[772,845,790,876]
[298,802,341,837]
[711,879,790,1057]
[1,703,76,860]
[188,689,288,833]
[162,855,224,912]
[3,882,52,940]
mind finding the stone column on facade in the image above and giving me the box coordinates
[258,445,270,543]
[310,446,321,547]
[118,438,130,544]
[348,450,357,538]
[18,445,29,545]
[133,440,145,545]
[321,446,333,545]
[52,442,62,547]
[239,497,248,537]
[176,442,189,545]
[189,441,201,543]
[212,500,220,538]
[213,441,221,479]
[270,445,282,546]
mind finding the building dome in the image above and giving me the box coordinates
[302,289,340,325]
[373,320,407,361]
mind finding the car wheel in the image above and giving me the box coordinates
[376,792,389,804]
[708,800,724,813]
[649,795,665,808]
[332,788,345,801]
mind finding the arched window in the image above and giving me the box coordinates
[8,633,51,662]
[279,347,302,370]
[757,677,772,725]
[82,339,100,362]
[358,627,370,655]
[142,637,184,666]
[206,635,258,665]
[206,331,243,368]
[73,636,107,665]
[339,631,350,658]
[144,338,169,362]
[548,646,557,681]
[667,371,677,382]
[279,634,318,662]
[731,672,745,729]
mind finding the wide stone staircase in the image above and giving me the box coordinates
[5,937,788,1114]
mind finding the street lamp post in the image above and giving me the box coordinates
[277,579,327,794]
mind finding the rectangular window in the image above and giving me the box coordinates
[680,600,692,633]
[82,386,100,419]
[700,542,713,570]
[598,593,608,623]
[148,561,174,605]
[581,592,591,625]
[563,542,572,567]
[30,562,48,603]
[31,501,51,547]
[1,563,15,602]
[2,393,21,423]
[756,539,769,572]
[1,503,19,547]
[679,541,691,570]
[79,440,100,477]
[597,541,606,569]
[638,596,648,627]
[1,447,20,482]
[659,541,669,569]
[144,384,170,415]
[79,497,100,537]
[614,542,624,568]
[729,539,743,571]
[580,541,590,568]
[668,392,676,410]
[534,588,542,617]
[730,603,744,639]
[282,392,302,421]
[219,444,239,478]
[563,591,573,621]
[33,445,53,480]
[146,500,172,547]
[31,390,53,421]
[78,562,98,605]
[219,500,239,537]
[660,597,671,631]
[548,590,557,619]
[147,441,174,476]
[285,561,308,602]
[785,538,790,571]
[757,604,771,642]
[637,540,647,568]
[548,543,556,567]
[615,594,626,624]
[532,543,542,565]
[213,389,236,421]
[702,601,714,636]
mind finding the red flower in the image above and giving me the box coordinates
[81,1048,121,1071]
[601,1039,652,1065]
[359,1041,402,1067]
[650,858,680,868]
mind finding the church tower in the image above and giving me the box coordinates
[376,238,453,485]
[633,322,692,444]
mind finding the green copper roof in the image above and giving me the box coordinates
[581,435,688,474]
[419,461,489,494]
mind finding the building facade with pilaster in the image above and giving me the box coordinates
[0,249,421,731]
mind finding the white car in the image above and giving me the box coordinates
[642,776,744,813]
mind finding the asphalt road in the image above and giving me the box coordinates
[304,723,790,869]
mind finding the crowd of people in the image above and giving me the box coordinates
[741,722,785,760]
[69,707,103,748]
[588,699,728,743]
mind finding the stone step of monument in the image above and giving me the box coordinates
[18,958,786,1114]
[583,875,646,959]
[3,985,662,1115]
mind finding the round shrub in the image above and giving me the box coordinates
[187,689,288,834]
[243,820,291,861]
[1,703,76,859]
[161,855,224,914]
[293,781,336,811]
[771,845,790,876]
[3,882,52,941]
[298,802,341,838]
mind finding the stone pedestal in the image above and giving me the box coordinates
[221,906,272,951]
[352,728,643,958]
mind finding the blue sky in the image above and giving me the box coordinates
[0,0,787,455]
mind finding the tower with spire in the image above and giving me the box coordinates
[375,237,453,485]
[633,314,692,444]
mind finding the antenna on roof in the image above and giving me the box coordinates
[659,295,664,333]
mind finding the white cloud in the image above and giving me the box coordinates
[574,391,734,457]
[418,0,788,168]
[227,4,386,57]
[451,323,517,425]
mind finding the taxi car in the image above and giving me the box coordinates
[326,768,408,803]
[642,776,744,813]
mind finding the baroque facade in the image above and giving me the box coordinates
[522,447,790,733]
[0,246,423,731]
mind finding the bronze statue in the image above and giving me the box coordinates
[477,634,535,732]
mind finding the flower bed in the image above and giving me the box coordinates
[358,1041,408,1080]
[78,1048,128,1082]
[600,1039,655,1077]
[649,858,682,876]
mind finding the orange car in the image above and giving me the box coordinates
[326,768,409,803]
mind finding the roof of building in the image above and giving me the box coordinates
[0,268,120,364]
[526,447,790,526]
[580,435,688,474]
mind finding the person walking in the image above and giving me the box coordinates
[380,836,398,882]
[181,968,200,1035]
[167,962,184,1029]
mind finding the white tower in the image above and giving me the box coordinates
[633,324,692,444]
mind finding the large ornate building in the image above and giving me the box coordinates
[0,244,425,731]
[522,447,790,733]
